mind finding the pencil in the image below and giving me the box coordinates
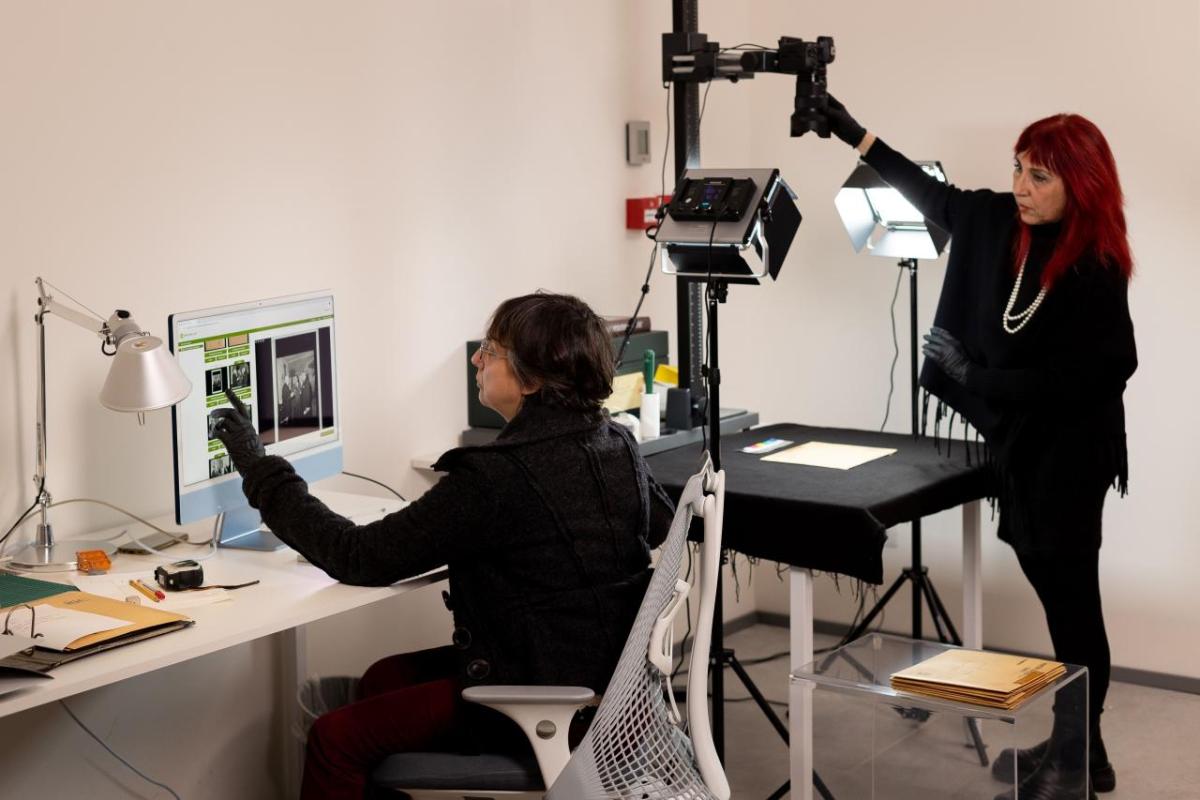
[137,579,166,601]
[129,579,160,603]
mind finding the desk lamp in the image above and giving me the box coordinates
[9,278,192,571]
[833,162,960,640]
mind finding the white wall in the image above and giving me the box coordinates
[0,2,728,797]
[736,0,1200,680]
[1,1,1197,797]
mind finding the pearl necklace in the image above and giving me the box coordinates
[1002,254,1048,334]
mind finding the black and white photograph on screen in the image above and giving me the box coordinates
[206,366,228,396]
[274,332,319,442]
[207,411,219,441]
[229,361,251,390]
[208,454,232,478]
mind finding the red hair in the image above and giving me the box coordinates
[1012,114,1133,289]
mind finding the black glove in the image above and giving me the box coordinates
[211,388,266,474]
[825,95,867,149]
[922,326,975,386]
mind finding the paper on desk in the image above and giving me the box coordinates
[761,441,896,470]
[4,605,129,651]
[602,372,645,413]
[70,575,231,611]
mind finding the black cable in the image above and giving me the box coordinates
[613,82,672,370]
[697,79,713,131]
[341,471,406,503]
[0,477,44,550]
[0,499,39,549]
[60,701,182,800]
[879,264,904,432]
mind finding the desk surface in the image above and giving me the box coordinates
[645,423,990,584]
[0,490,445,719]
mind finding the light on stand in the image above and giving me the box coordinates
[835,160,949,260]
[833,159,963,649]
[9,278,192,571]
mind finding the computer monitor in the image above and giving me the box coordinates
[168,291,342,550]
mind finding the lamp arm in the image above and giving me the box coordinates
[38,295,109,338]
[37,279,147,353]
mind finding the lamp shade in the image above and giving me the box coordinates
[834,160,950,260]
[99,335,192,412]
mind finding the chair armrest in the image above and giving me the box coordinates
[462,685,596,788]
[462,685,595,706]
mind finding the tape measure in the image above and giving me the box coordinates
[154,560,204,591]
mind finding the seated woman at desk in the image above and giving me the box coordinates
[212,292,674,799]
[822,103,1135,798]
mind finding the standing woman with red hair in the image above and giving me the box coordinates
[824,103,1136,800]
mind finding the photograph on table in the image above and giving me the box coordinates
[274,332,319,442]
[229,361,251,390]
[208,454,232,478]
[205,366,228,396]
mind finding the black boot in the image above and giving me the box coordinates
[992,756,1096,800]
[993,731,1115,792]
[992,737,1049,784]
[1089,732,1116,793]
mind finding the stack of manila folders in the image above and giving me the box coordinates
[890,649,1066,710]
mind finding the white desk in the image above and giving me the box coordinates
[0,490,447,795]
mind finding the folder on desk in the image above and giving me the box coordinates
[890,649,1065,710]
[0,591,193,674]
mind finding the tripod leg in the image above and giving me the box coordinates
[768,772,837,800]
[815,771,836,800]
[965,717,990,767]
[727,651,789,743]
[916,574,951,643]
[924,576,963,646]
[840,570,910,645]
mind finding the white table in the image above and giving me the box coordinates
[0,489,447,796]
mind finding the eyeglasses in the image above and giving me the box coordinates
[477,339,508,362]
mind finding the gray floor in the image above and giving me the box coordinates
[716,624,1200,799]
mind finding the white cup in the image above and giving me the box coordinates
[640,392,660,440]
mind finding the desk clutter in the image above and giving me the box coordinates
[890,649,1066,710]
[0,573,192,675]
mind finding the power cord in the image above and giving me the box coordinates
[879,263,905,431]
[60,700,182,800]
[0,497,212,558]
[340,471,406,503]
[614,81,672,369]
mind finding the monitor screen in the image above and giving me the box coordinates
[169,291,342,547]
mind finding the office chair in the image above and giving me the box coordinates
[372,456,729,800]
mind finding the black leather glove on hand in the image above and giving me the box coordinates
[825,95,867,149]
[211,388,266,474]
[922,326,975,386]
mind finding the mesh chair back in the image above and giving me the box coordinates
[547,458,729,800]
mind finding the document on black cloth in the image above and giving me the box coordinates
[761,441,896,470]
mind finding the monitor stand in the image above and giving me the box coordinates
[217,506,287,551]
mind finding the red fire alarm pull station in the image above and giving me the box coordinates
[626,195,672,231]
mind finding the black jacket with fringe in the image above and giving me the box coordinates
[864,139,1137,555]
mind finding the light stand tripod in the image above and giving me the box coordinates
[703,279,835,800]
[836,258,988,768]
[842,259,964,645]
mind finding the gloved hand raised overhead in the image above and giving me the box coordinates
[825,95,867,149]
